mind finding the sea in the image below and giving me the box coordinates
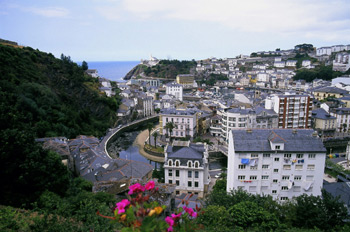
[83,61,140,82]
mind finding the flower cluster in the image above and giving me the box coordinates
[98,181,201,232]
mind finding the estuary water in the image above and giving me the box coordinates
[85,61,139,82]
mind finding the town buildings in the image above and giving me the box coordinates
[330,108,350,132]
[311,108,337,138]
[164,141,210,197]
[227,129,326,201]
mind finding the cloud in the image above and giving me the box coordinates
[97,0,350,41]
[25,6,70,18]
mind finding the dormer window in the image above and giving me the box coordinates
[275,145,280,150]
[175,160,180,167]
[188,161,193,167]
[194,161,199,168]
[168,159,173,166]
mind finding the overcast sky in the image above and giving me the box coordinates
[1,0,349,61]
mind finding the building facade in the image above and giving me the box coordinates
[166,82,183,101]
[164,142,210,197]
[265,94,313,129]
[311,108,337,138]
[330,108,350,132]
[227,129,326,202]
[159,108,198,138]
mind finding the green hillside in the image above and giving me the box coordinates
[0,44,119,139]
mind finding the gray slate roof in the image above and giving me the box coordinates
[231,129,326,153]
[311,108,336,120]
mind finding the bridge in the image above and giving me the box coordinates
[99,115,159,158]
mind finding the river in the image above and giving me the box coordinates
[107,128,226,170]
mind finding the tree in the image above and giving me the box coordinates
[165,122,175,140]
[81,61,88,71]
[153,131,158,148]
[147,123,154,145]
[154,108,160,114]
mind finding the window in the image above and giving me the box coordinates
[273,179,278,183]
[282,175,290,180]
[272,190,277,194]
[307,164,315,170]
[168,160,173,166]
[175,160,180,167]
[262,165,269,169]
[188,181,192,187]
[261,186,268,191]
[274,157,280,162]
[306,175,314,181]
[275,145,280,150]
[176,170,179,177]
[280,197,288,201]
[281,186,288,191]
[274,169,279,173]
[238,164,246,169]
[250,166,258,170]
[238,175,245,180]
[169,180,172,184]
[262,175,269,180]
[195,171,199,178]
[169,169,172,177]
[251,154,258,158]
[263,153,271,158]
[296,154,304,158]
[284,154,291,158]
[283,165,291,170]
[187,161,192,167]
[250,176,257,180]
[194,161,199,168]
[188,171,192,178]
[295,165,303,170]
[176,180,179,186]
[308,154,316,159]
[293,186,301,192]
[294,176,302,181]
[195,182,199,187]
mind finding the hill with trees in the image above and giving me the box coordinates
[0,44,121,230]
[124,59,197,80]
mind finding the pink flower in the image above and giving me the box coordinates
[128,183,145,195]
[165,216,174,231]
[171,212,182,220]
[116,199,130,214]
[145,180,155,190]
[183,206,197,218]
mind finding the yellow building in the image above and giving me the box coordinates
[313,86,348,101]
[176,74,194,86]
[311,108,336,138]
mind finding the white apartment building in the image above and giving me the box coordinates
[164,141,210,197]
[265,94,313,129]
[220,108,256,140]
[227,129,326,202]
[330,108,350,132]
[316,47,332,56]
[160,108,198,138]
[166,82,183,101]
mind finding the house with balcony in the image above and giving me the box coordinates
[227,129,326,202]
[159,108,198,139]
[164,141,210,197]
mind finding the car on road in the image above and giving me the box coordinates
[215,173,221,178]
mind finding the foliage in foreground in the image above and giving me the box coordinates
[201,182,349,232]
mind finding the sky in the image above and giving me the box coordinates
[1,0,350,61]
